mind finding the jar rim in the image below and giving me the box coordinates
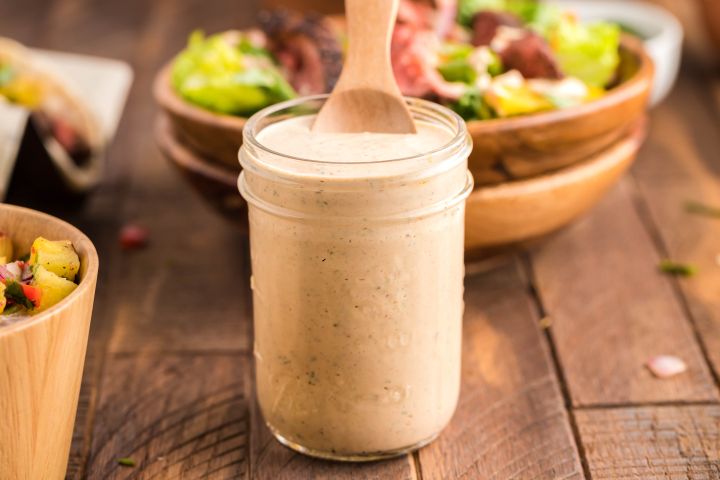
[242,94,468,166]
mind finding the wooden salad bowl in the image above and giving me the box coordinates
[465,118,647,251]
[0,204,98,479]
[154,64,247,170]
[154,35,652,182]
[156,113,646,252]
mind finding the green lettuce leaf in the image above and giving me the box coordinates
[4,281,33,310]
[437,43,503,85]
[448,90,495,121]
[458,0,542,26]
[548,19,620,87]
[171,31,296,116]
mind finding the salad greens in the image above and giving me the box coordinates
[437,43,502,85]
[546,17,620,87]
[449,90,495,120]
[458,0,541,26]
[444,0,621,120]
[170,2,625,123]
[171,31,295,116]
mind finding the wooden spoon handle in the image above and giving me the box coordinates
[340,0,400,88]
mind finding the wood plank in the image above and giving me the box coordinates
[417,260,584,479]
[74,0,259,472]
[86,354,250,479]
[575,405,720,479]
[0,0,53,44]
[632,72,720,381]
[103,217,251,353]
[98,0,257,354]
[531,179,719,406]
[69,0,260,474]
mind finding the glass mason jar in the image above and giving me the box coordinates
[238,95,473,461]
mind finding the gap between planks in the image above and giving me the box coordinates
[519,254,594,480]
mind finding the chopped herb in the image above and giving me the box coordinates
[117,457,136,467]
[4,281,33,309]
[658,260,697,277]
[2,304,23,315]
[684,201,720,218]
[17,253,29,262]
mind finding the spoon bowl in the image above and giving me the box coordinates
[312,0,416,134]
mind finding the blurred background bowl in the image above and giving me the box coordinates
[154,64,246,170]
[154,22,654,254]
[465,118,646,252]
[156,114,647,253]
[155,35,652,188]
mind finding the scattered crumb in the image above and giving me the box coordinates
[538,316,552,329]
[119,224,149,250]
[117,457,136,467]
[646,355,687,379]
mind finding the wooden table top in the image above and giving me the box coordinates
[3,0,720,478]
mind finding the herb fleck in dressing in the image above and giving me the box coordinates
[240,105,471,459]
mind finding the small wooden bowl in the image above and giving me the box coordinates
[465,118,646,251]
[0,205,98,479]
[154,36,652,180]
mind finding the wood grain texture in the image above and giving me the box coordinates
[465,122,643,251]
[632,72,720,381]
[40,0,261,473]
[1,0,715,477]
[0,205,99,480]
[417,260,583,480]
[86,354,250,479]
[531,179,719,406]
[250,397,416,480]
[99,0,256,354]
[576,405,720,479]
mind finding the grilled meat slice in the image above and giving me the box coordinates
[259,10,342,95]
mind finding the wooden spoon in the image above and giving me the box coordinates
[312,0,416,134]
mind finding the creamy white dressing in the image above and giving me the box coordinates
[241,111,470,458]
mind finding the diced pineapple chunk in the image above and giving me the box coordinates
[0,233,13,263]
[31,266,77,312]
[0,282,6,314]
[29,237,80,281]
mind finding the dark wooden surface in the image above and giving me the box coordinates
[2,0,720,478]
